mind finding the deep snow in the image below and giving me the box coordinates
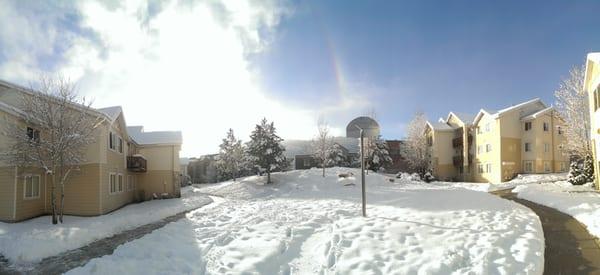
[431,173,568,193]
[514,181,600,238]
[67,168,544,274]
[0,186,212,266]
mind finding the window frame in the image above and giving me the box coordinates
[524,161,533,173]
[478,164,484,174]
[544,143,550,153]
[485,163,492,173]
[524,142,532,152]
[109,172,117,194]
[543,122,549,132]
[485,144,492,152]
[118,173,124,192]
[524,122,532,131]
[23,174,41,200]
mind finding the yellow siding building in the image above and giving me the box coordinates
[585,52,600,190]
[428,98,568,183]
[0,80,182,222]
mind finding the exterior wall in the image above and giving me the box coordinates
[14,167,47,221]
[431,130,455,181]
[60,164,102,216]
[137,145,181,199]
[473,114,502,183]
[0,167,16,221]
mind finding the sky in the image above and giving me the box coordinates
[0,0,599,157]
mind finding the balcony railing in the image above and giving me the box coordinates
[127,155,147,172]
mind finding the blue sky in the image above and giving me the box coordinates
[0,0,599,156]
[252,0,600,138]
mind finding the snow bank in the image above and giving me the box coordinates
[0,186,212,266]
[431,173,568,192]
[514,181,600,238]
[68,168,544,274]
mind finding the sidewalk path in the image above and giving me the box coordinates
[0,197,215,275]
[492,189,600,274]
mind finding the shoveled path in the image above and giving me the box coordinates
[492,189,600,275]
[0,197,215,275]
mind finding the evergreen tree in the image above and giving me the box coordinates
[583,154,595,183]
[216,129,244,181]
[326,143,348,167]
[366,136,393,172]
[568,159,588,185]
[246,118,286,184]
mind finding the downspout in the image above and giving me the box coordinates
[13,166,17,220]
[551,111,555,172]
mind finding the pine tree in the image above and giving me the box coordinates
[583,154,595,183]
[366,136,393,172]
[326,143,348,167]
[568,159,588,185]
[246,118,286,184]
[216,129,244,181]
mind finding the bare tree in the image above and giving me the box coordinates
[554,65,591,158]
[2,77,103,224]
[401,111,430,176]
[312,118,334,177]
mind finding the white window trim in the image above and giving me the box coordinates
[117,173,124,193]
[486,144,492,152]
[109,172,117,195]
[524,161,533,173]
[23,174,41,200]
[485,163,492,173]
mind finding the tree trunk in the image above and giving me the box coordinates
[267,172,271,184]
[322,165,325,177]
[51,172,57,224]
[59,182,65,223]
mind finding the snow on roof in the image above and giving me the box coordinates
[97,106,123,122]
[520,106,553,121]
[588,52,600,63]
[426,121,454,131]
[495,98,544,116]
[447,112,476,125]
[0,100,26,118]
[127,126,182,146]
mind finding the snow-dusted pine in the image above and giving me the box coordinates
[245,118,286,184]
[216,128,244,181]
[327,143,348,167]
[366,136,392,172]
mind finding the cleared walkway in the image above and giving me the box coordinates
[493,189,600,275]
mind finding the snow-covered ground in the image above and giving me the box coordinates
[514,181,600,238]
[431,173,568,192]
[0,186,212,267]
[67,168,544,274]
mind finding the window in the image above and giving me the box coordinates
[109,132,115,150]
[24,175,40,199]
[544,143,550,153]
[595,87,600,111]
[26,127,40,143]
[118,137,123,153]
[525,142,531,152]
[478,164,484,173]
[485,123,491,132]
[543,122,549,132]
[109,173,117,194]
[485,163,492,173]
[118,174,124,192]
[486,144,492,152]
[477,145,482,154]
[524,122,532,131]
[557,126,563,135]
[544,161,551,172]
[303,158,310,167]
[127,175,134,191]
[524,161,533,173]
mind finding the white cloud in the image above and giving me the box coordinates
[0,0,373,156]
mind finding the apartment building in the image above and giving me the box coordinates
[585,52,600,190]
[0,80,182,222]
[427,98,568,183]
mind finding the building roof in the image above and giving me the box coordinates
[97,106,123,122]
[447,112,476,126]
[520,106,554,121]
[127,126,182,146]
[588,52,600,63]
[473,98,546,125]
[426,121,454,131]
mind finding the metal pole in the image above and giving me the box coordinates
[360,129,366,217]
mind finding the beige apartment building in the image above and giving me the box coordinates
[427,98,568,183]
[0,80,182,222]
[586,52,600,190]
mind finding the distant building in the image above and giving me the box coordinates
[179,157,191,186]
[188,154,219,183]
[283,138,359,170]
[384,140,410,173]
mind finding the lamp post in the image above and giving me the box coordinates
[355,125,367,217]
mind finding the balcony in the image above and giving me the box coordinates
[127,155,147,172]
